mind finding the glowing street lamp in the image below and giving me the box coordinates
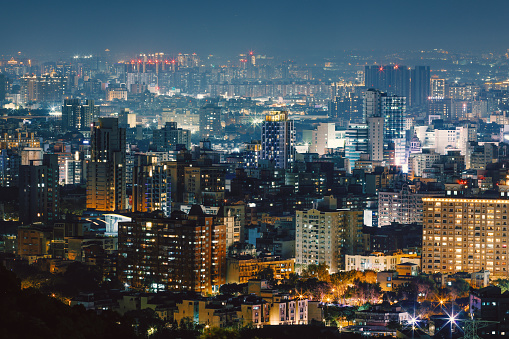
[448,314,457,325]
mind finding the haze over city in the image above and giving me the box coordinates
[2,0,509,57]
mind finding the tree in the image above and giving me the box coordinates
[124,308,164,337]
[494,279,509,293]
[447,278,470,299]
[62,262,103,293]
[414,275,438,301]
[219,283,245,295]
[256,267,275,284]
[200,327,240,339]
[325,305,357,326]
[0,264,138,339]
[394,282,418,301]
[394,275,437,302]
[296,277,331,301]
[301,263,330,282]
[345,280,382,305]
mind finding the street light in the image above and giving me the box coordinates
[448,313,457,326]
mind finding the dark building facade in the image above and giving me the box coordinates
[86,118,127,212]
[365,65,410,100]
[19,154,60,225]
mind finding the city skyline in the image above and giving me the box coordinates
[3,2,509,337]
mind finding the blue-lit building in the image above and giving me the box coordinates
[382,94,406,142]
[0,149,20,187]
[345,123,368,165]
[261,110,295,170]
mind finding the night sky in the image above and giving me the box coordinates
[1,0,509,57]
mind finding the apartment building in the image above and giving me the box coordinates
[422,197,509,278]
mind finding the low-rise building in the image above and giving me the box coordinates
[354,303,410,327]
[345,252,420,272]
[226,255,294,284]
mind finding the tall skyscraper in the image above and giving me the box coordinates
[86,118,127,211]
[19,154,60,225]
[261,110,295,169]
[362,89,406,167]
[382,95,406,142]
[364,65,410,99]
[410,66,430,107]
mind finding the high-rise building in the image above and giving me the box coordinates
[61,99,80,132]
[64,155,83,186]
[329,82,365,122]
[427,97,452,120]
[20,73,66,104]
[364,65,410,99]
[309,123,336,155]
[363,88,382,122]
[367,117,384,162]
[164,151,226,206]
[378,184,432,226]
[183,164,226,206]
[382,95,406,142]
[81,99,99,130]
[152,122,191,151]
[105,84,128,101]
[19,154,60,225]
[411,66,430,107]
[119,108,136,128]
[0,74,7,101]
[118,208,227,294]
[422,197,509,277]
[295,208,363,273]
[430,77,446,99]
[0,149,20,187]
[132,155,172,216]
[61,99,99,131]
[261,110,295,169]
[362,90,405,160]
[86,118,127,211]
[199,104,222,140]
[345,123,368,165]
